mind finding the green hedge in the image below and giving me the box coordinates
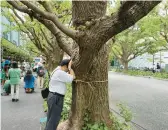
[114,69,168,79]
[1,38,33,61]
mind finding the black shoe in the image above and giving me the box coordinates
[12,99,15,102]
[15,99,19,102]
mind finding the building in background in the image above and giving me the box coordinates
[129,51,168,69]
[0,8,21,46]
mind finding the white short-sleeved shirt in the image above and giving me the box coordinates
[49,66,73,95]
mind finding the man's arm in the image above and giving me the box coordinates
[69,69,75,79]
[68,60,75,79]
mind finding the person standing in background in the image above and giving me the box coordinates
[156,63,161,72]
[8,62,21,102]
[37,62,45,89]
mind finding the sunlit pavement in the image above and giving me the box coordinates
[1,78,44,130]
[109,72,168,130]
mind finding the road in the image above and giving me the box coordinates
[108,72,168,130]
[1,72,168,130]
[1,78,44,130]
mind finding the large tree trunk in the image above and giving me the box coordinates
[66,2,111,130]
[68,44,111,130]
[123,61,128,71]
[72,1,107,27]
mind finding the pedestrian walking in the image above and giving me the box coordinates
[37,62,45,89]
[8,62,21,102]
[45,59,75,130]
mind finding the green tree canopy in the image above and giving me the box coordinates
[1,38,33,61]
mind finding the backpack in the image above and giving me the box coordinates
[37,67,45,77]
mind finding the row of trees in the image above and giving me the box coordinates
[2,1,161,129]
[1,38,32,62]
[110,1,168,70]
[1,1,73,71]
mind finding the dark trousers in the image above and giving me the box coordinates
[45,92,64,130]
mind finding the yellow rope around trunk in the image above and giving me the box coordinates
[74,79,108,83]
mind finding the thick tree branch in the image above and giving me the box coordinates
[11,14,28,33]
[39,2,72,19]
[38,1,52,13]
[93,1,160,46]
[27,33,41,52]
[40,27,54,49]
[7,1,30,14]
[20,1,77,39]
[128,48,145,61]
[128,45,147,61]
[32,28,44,51]
[12,8,50,55]
[12,9,24,23]
[8,1,73,56]
[32,17,73,56]
[37,19,73,56]
[128,52,139,61]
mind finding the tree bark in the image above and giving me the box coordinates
[123,61,128,71]
[67,3,112,126]
[68,44,111,130]
[72,1,107,27]
[46,46,64,72]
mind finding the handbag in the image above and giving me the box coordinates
[41,70,50,99]
[41,69,57,99]
[41,87,49,99]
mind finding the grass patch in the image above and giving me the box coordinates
[113,69,168,79]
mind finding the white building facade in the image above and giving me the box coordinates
[129,51,168,69]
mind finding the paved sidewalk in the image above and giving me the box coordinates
[1,79,44,130]
[109,72,168,130]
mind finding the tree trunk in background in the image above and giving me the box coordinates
[46,39,64,72]
[47,52,63,72]
[123,61,128,71]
